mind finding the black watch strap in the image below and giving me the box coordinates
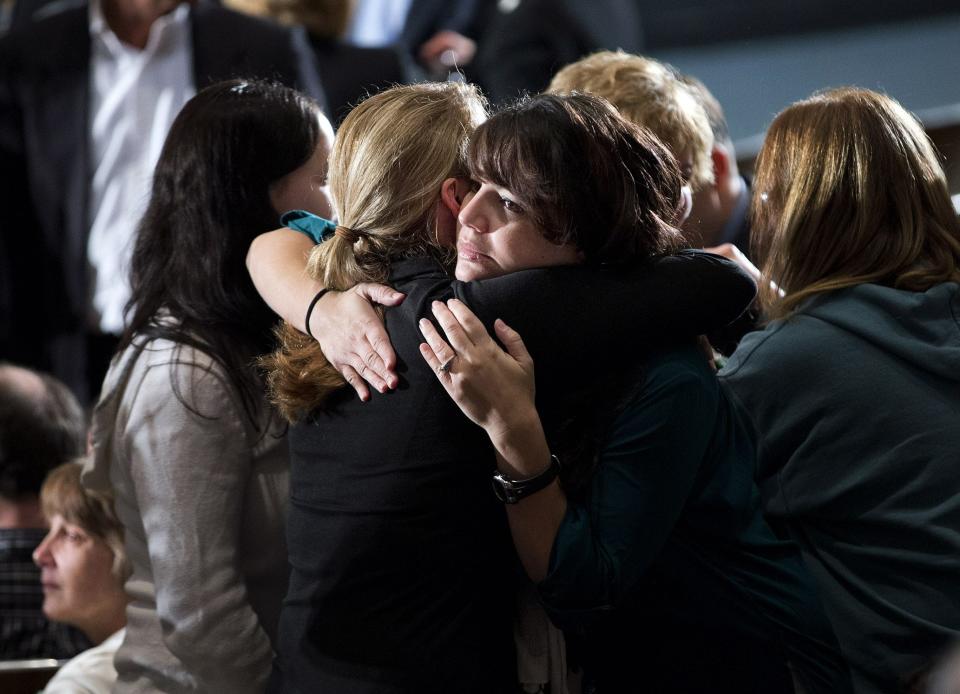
[491,455,560,505]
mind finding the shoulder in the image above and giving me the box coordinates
[312,39,402,65]
[43,633,120,694]
[100,337,246,427]
[191,3,284,35]
[602,344,720,464]
[0,3,87,72]
[614,344,719,435]
[641,344,719,410]
[721,310,825,380]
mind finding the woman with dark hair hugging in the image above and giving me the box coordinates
[249,83,848,693]
[408,96,853,694]
[83,79,334,693]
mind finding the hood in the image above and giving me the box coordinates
[799,281,960,382]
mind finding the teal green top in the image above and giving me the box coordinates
[539,344,850,692]
[280,210,336,243]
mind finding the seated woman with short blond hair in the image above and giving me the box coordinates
[34,461,128,694]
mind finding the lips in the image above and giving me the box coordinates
[457,240,489,262]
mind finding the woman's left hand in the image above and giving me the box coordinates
[419,299,536,439]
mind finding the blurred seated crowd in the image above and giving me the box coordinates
[1,1,959,693]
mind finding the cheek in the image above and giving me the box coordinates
[498,233,544,269]
[53,548,116,617]
[309,186,335,220]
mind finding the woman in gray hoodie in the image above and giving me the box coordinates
[718,87,960,694]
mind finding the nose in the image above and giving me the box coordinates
[458,192,487,235]
[33,530,54,567]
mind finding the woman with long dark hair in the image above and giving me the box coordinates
[84,79,333,693]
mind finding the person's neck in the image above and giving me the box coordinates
[698,174,745,247]
[79,602,127,646]
[100,0,182,49]
[0,497,46,529]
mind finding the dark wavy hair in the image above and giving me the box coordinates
[468,91,686,264]
[470,93,691,498]
[118,79,321,425]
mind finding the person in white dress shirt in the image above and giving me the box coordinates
[0,0,324,404]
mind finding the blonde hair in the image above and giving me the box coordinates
[548,51,714,190]
[41,460,130,581]
[265,82,487,421]
[752,87,960,319]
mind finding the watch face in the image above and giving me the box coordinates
[491,456,560,505]
[491,476,519,504]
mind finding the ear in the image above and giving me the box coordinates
[711,145,731,182]
[440,177,473,216]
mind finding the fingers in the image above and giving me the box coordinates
[444,299,492,345]
[429,300,473,353]
[418,342,444,379]
[418,317,457,376]
[334,287,400,386]
[697,335,718,372]
[340,365,371,402]
[494,319,533,371]
[353,324,398,388]
[348,289,399,374]
[345,349,391,394]
[354,282,405,308]
[364,327,398,374]
[704,243,761,281]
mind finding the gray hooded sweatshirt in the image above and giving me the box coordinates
[720,282,960,694]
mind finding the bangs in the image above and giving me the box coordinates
[467,108,558,233]
[40,460,119,545]
[468,113,539,205]
[40,461,88,526]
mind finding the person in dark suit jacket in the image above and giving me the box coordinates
[342,0,491,79]
[474,0,644,105]
[0,0,324,405]
[252,0,414,124]
[403,0,495,75]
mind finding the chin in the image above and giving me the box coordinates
[454,265,478,282]
[455,262,504,282]
[42,601,66,623]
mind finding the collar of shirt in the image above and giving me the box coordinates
[89,0,191,58]
[346,0,413,47]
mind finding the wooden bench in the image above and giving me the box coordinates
[0,658,65,694]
